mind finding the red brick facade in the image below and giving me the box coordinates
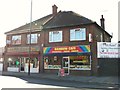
[4,5,112,76]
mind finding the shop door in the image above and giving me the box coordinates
[62,57,70,75]
[20,57,25,72]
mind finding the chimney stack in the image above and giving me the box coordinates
[52,4,58,16]
[100,15,105,30]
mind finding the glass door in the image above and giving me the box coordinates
[62,57,70,75]
[20,57,25,72]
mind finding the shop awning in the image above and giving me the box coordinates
[43,45,91,56]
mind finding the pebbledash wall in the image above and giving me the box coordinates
[4,5,112,76]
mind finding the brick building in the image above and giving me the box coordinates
[0,47,4,71]
[4,5,112,76]
[0,47,4,61]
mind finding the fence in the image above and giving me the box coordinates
[98,58,119,76]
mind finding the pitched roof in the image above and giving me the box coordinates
[5,14,53,34]
[43,11,112,37]
[43,11,95,29]
[5,10,112,38]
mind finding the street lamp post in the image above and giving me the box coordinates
[28,0,33,75]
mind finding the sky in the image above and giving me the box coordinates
[0,0,119,47]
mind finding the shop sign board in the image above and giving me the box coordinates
[7,46,39,53]
[43,45,90,54]
[97,42,120,58]
[58,68,65,76]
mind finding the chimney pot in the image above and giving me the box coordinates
[101,15,103,18]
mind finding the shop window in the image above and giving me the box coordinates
[69,56,91,70]
[31,58,38,68]
[70,28,86,41]
[44,56,61,69]
[54,56,57,62]
[27,34,38,44]
[7,58,19,67]
[49,31,62,42]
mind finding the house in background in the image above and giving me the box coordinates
[0,47,4,71]
[0,47,4,62]
[4,5,112,76]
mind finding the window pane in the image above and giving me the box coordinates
[12,35,21,45]
[31,34,37,43]
[80,28,86,40]
[49,31,62,42]
[27,34,38,44]
[49,32,52,42]
[75,30,80,40]
[70,28,86,41]
[70,30,75,40]
[70,56,91,70]
[59,31,62,41]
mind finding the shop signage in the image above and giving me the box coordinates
[58,69,65,76]
[43,45,90,54]
[7,46,39,53]
[97,42,120,58]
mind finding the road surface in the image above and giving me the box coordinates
[0,75,118,90]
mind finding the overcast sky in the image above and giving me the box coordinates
[0,0,119,47]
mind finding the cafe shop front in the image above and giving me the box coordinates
[5,46,40,73]
[43,45,92,76]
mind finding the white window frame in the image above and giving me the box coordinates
[70,28,86,41]
[49,31,62,42]
[27,33,38,44]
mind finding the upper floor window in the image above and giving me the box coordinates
[70,28,86,41]
[12,35,21,45]
[49,31,62,42]
[27,34,38,44]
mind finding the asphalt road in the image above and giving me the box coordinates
[0,75,119,90]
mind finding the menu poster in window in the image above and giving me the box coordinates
[44,57,48,69]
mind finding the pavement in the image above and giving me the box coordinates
[1,71,120,87]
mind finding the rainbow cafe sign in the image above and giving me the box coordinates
[43,45,90,54]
